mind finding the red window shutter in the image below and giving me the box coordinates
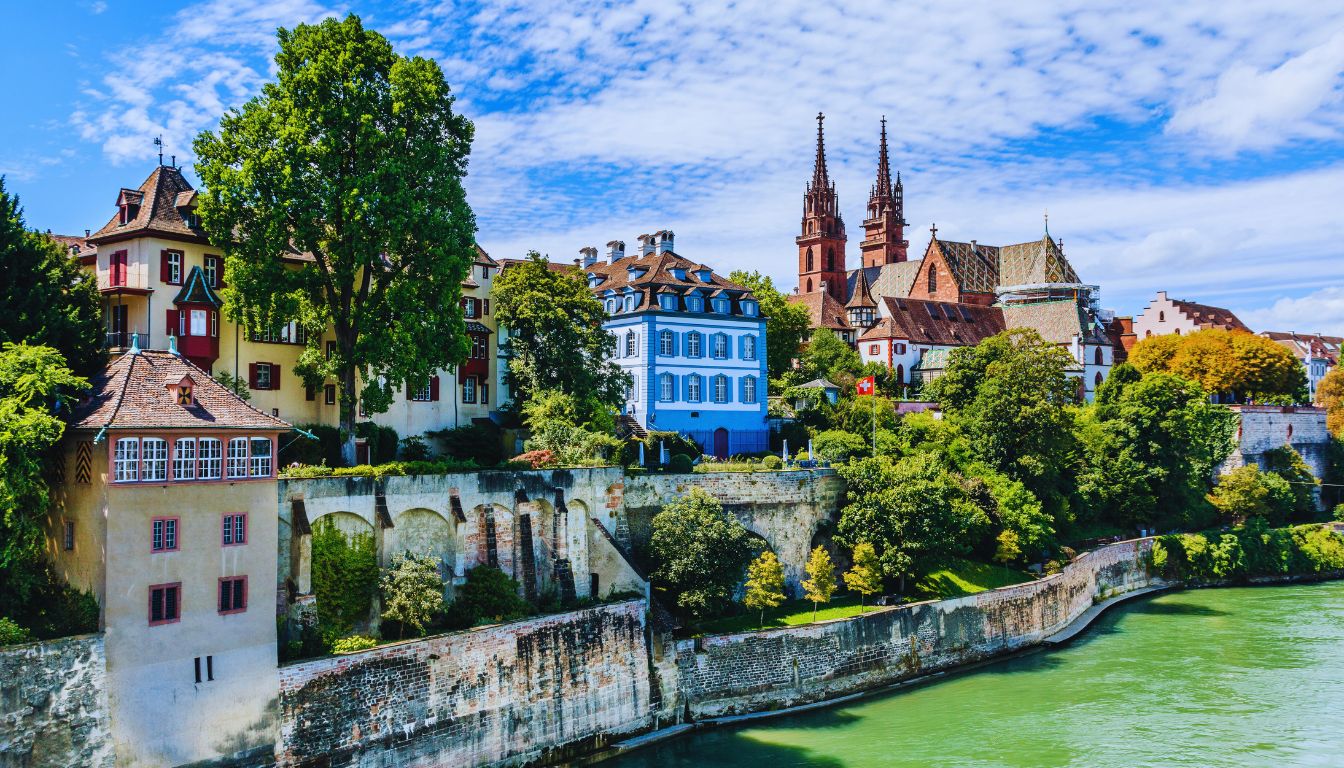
[430,375,440,401]
[160,251,171,283]
[270,364,280,390]
[248,363,259,390]
[166,309,179,336]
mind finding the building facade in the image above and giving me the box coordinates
[63,164,497,448]
[1132,290,1250,339]
[586,232,768,458]
[49,347,288,767]
[1259,331,1341,402]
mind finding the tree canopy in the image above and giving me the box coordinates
[795,327,863,388]
[193,14,476,463]
[1319,366,1344,437]
[729,270,812,382]
[491,252,629,413]
[1129,329,1307,404]
[649,487,759,618]
[0,180,102,378]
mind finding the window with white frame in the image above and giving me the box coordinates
[141,438,168,481]
[625,331,637,357]
[411,379,432,401]
[660,373,674,402]
[167,251,182,284]
[624,295,634,312]
[204,255,219,287]
[199,438,222,479]
[190,309,208,337]
[686,332,701,358]
[714,375,728,403]
[114,438,139,482]
[712,333,728,359]
[151,517,178,552]
[660,330,674,356]
[223,513,247,545]
[255,364,272,390]
[226,438,249,478]
[659,294,677,311]
[744,376,757,404]
[462,377,477,403]
[629,375,638,402]
[249,438,272,478]
[173,438,197,480]
[688,375,702,403]
[743,335,757,360]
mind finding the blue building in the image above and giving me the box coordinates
[585,231,769,458]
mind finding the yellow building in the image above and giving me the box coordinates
[48,347,288,767]
[73,163,499,454]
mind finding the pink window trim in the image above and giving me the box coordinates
[148,581,182,626]
[222,513,248,547]
[150,516,180,553]
[218,575,248,615]
[109,433,278,485]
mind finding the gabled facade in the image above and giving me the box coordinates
[1133,291,1250,339]
[857,296,1006,391]
[586,232,768,458]
[70,164,497,446]
[49,347,288,767]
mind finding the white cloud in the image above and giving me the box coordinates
[1241,288,1344,334]
[1167,29,1344,152]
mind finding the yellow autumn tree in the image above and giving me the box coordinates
[1129,329,1305,403]
[744,551,786,629]
[1319,367,1344,436]
[802,545,837,622]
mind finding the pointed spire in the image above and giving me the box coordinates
[845,264,877,309]
[874,116,892,196]
[812,112,829,190]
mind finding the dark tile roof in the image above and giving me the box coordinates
[587,251,749,295]
[89,166,208,244]
[71,349,291,432]
[171,266,222,307]
[1170,298,1250,332]
[845,263,877,309]
[789,290,853,331]
[845,262,921,304]
[859,296,1005,346]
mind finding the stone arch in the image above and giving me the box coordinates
[387,507,455,577]
[310,510,373,539]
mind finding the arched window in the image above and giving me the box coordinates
[743,335,757,360]
[805,248,814,272]
[1094,372,1103,387]
[1094,347,1104,366]
[806,278,813,292]
[743,376,757,404]
[686,332,701,358]
[625,330,637,357]
[1174,328,1181,335]
[660,329,674,356]
[896,364,904,383]
[1158,311,1165,322]
[660,373,674,402]
[928,264,938,293]
[825,249,835,270]
[713,374,728,403]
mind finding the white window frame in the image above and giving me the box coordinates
[744,335,757,360]
[256,364,272,390]
[714,375,728,403]
[143,438,167,482]
[688,375,702,403]
[687,332,701,358]
[189,309,207,337]
[411,380,432,401]
[744,376,757,404]
[660,330,673,356]
[226,438,249,479]
[462,377,477,404]
[625,331,637,357]
[249,437,272,478]
[173,438,197,481]
[167,251,182,284]
[114,438,139,482]
[199,438,222,479]
[713,333,728,359]
[660,373,674,402]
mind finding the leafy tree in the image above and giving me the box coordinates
[1209,465,1292,526]
[975,466,1054,559]
[1319,367,1344,436]
[194,14,477,465]
[797,328,863,387]
[492,252,629,413]
[835,453,990,592]
[1129,329,1307,404]
[993,530,1023,570]
[744,550,786,628]
[925,329,1080,526]
[454,565,529,625]
[311,518,379,642]
[0,181,103,378]
[811,429,869,463]
[729,270,812,381]
[379,553,445,639]
[1262,446,1319,521]
[843,542,883,611]
[649,487,759,618]
[212,371,251,402]
[802,545,837,621]
[0,344,87,607]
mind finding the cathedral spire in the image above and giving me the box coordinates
[860,117,908,268]
[798,113,846,302]
[873,116,892,197]
[811,112,830,190]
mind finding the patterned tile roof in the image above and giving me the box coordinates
[71,349,291,432]
[931,238,1001,294]
[89,166,208,244]
[789,290,853,331]
[997,235,1080,286]
[1001,300,1095,344]
[859,296,1005,346]
[846,261,922,303]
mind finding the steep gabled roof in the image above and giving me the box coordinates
[931,238,1000,294]
[171,265,222,307]
[71,349,291,432]
[789,290,853,331]
[1169,297,1250,332]
[859,296,1004,346]
[997,235,1080,286]
[845,264,877,309]
[89,165,208,245]
[586,251,754,313]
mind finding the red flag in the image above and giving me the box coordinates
[856,376,876,396]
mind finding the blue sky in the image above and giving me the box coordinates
[3,1,1344,331]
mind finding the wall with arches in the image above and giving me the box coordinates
[1220,406,1331,503]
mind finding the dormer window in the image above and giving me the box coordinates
[166,374,196,407]
[686,296,703,312]
[695,269,712,282]
[659,294,678,311]
[671,267,687,281]
[742,300,758,317]
[713,298,729,314]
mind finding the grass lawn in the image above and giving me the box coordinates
[692,593,878,635]
[915,558,1037,600]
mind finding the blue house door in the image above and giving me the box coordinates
[713,428,729,460]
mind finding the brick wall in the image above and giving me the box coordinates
[275,600,650,768]
[0,634,114,768]
[661,538,1154,718]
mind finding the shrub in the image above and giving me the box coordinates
[330,635,379,654]
[812,429,869,463]
[761,454,784,470]
[428,422,505,466]
[511,449,559,469]
[398,435,431,461]
[649,487,759,618]
[355,422,400,465]
[454,566,530,625]
[0,617,31,646]
[311,519,379,643]
[667,454,694,473]
[526,422,622,465]
[379,553,446,639]
[4,565,100,640]
[621,431,702,467]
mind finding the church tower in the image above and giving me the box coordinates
[860,117,908,267]
[797,113,847,302]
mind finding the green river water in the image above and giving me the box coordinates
[610,582,1344,767]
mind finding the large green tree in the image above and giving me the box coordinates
[0,344,87,608]
[0,180,102,378]
[728,270,812,381]
[491,252,630,412]
[649,487,760,618]
[194,14,476,464]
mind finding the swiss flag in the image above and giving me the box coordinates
[856,376,876,396]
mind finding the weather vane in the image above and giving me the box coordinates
[153,135,164,166]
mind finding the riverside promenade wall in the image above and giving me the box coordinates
[274,600,650,768]
[0,633,114,768]
[658,537,1156,719]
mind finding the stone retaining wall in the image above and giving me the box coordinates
[660,538,1155,718]
[0,633,113,768]
[275,600,650,768]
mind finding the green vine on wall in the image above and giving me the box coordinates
[311,518,379,644]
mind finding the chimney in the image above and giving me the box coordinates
[637,233,656,257]
[606,240,625,263]
[580,246,599,268]
[84,228,90,238]
[655,230,675,255]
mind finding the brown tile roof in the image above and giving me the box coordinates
[47,233,94,255]
[474,243,497,267]
[845,263,877,309]
[71,350,290,432]
[1260,331,1342,365]
[997,235,1080,286]
[89,166,208,245]
[1001,299,1105,345]
[789,290,853,331]
[859,297,1004,346]
[587,251,749,294]
[1170,298,1249,332]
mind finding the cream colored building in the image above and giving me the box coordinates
[48,348,288,767]
[71,164,498,456]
